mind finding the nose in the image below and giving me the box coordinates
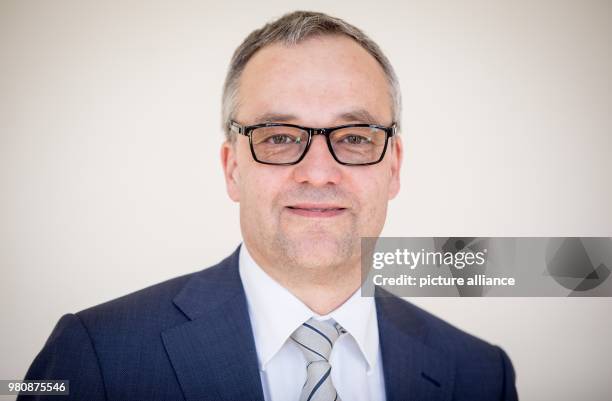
[292,135,342,186]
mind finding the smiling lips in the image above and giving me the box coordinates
[286,204,347,218]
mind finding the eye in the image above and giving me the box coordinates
[341,135,372,145]
[266,134,301,145]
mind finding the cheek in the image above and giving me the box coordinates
[352,170,392,224]
[237,167,285,217]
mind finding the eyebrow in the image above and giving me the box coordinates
[336,109,379,125]
[252,108,383,126]
[253,112,298,124]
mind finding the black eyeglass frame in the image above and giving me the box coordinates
[229,120,397,166]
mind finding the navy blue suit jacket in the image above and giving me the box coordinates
[21,246,518,400]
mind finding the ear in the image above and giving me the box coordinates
[387,135,403,200]
[220,140,241,202]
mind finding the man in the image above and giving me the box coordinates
[22,11,518,401]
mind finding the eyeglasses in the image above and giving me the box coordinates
[229,120,397,166]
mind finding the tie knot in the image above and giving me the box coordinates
[291,318,345,362]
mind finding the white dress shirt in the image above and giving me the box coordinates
[239,244,387,401]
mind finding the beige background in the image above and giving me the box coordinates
[1,0,611,400]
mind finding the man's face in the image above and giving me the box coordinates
[221,35,402,274]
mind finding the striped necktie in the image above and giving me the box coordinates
[291,318,346,401]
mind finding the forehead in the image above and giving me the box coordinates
[236,35,392,126]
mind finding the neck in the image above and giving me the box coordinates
[246,246,362,315]
[283,268,362,315]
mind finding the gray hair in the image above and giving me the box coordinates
[221,10,402,140]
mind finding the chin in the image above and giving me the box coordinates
[289,252,345,271]
[281,232,357,269]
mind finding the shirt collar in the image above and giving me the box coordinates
[238,244,379,373]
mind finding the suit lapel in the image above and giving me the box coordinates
[162,247,265,401]
[376,289,454,401]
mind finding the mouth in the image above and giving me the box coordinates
[286,204,347,218]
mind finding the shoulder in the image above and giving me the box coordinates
[376,293,518,400]
[376,290,501,357]
[23,249,243,399]
[76,271,194,332]
[75,249,241,334]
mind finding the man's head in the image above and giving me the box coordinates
[221,11,403,278]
